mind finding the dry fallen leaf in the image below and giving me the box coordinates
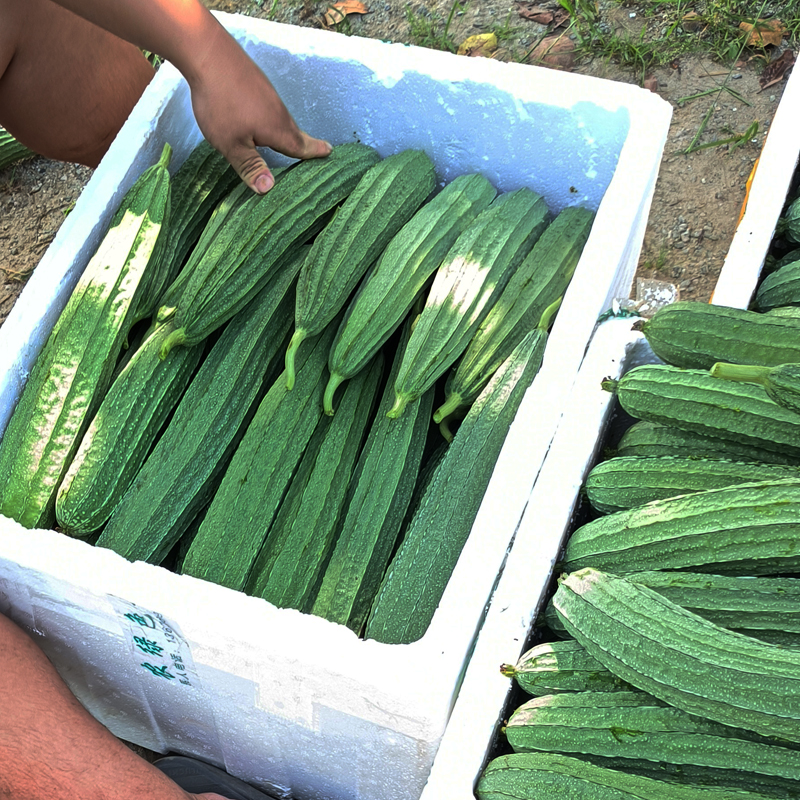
[528,35,575,70]
[457,32,498,57]
[516,3,552,23]
[760,49,796,90]
[322,0,369,27]
[739,19,786,48]
[516,3,569,26]
[643,75,659,93]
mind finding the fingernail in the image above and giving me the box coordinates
[254,173,274,194]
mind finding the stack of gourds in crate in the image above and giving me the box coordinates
[478,300,800,799]
[0,138,594,645]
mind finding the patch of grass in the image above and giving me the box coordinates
[684,119,759,154]
[562,2,695,79]
[3,265,35,284]
[404,0,466,52]
[261,0,281,18]
[491,11,524,42]
[642,242,670,274]
[560,0,798,80]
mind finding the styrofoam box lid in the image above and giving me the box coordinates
[0,14,670,800]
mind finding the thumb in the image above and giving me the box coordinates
[230,146,275,195]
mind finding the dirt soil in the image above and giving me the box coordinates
[0,1,793,325]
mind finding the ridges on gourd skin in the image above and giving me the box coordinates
[504,689,800,781]
[435,205,594,423]
[387,187,549,420]
[757,259,800,310]
[544,571,800,644]
[285,149,437,391]
[711,361,800,416]
[365,328,546,645]
[54,321,204,537]
[94,249,304,565]
[583,454,800,514]
[323,171,497,415]
[501,639,633,696]
[0,142,173,530]
[179,314,342,592]
[604,363,800,460]
[155,139,239,292]
[614,419,800,465]
[477,750,786,800]
[551,568,800,745]
[159,142,380,361]
[561,477,800,576]
[157,181,252,326]
[636,300,800,371]
[246,353,384,612]
[313,313,434,633]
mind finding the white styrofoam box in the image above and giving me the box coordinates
[712,63,800,310]
[419,61,800,800]
[418,317,660,800]
[0,13,671,800]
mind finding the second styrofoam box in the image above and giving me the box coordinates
[0,14,671,800]
[419,318,661,800]
[423,57,800,800]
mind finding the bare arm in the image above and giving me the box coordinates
[48,0,331,192]
[0,611,230,800]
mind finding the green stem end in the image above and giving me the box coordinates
[710,362,770,387]
[600,377,619,393]
[159,327,187,361]
[323,373,345,416]
[433,392,463,425]
[387,392,409,420]
[285,328,307,391]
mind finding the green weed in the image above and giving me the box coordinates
[491,11,523,41]
[404,0,466,52]
[643,243,670,275]
[558,0,799,80]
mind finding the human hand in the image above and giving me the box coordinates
[185,20,332,194]
[41,0,330,191]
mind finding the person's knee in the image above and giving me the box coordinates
[0,0,154,166]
